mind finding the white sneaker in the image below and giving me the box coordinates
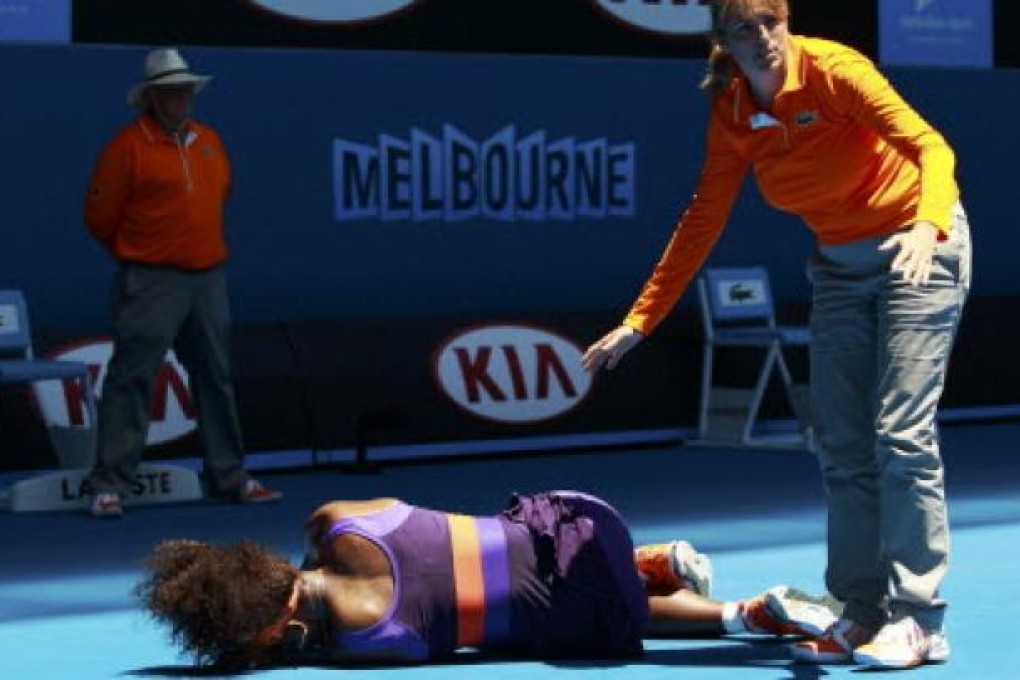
[852,616,950,668]
[634,540,712,597]
[672,540,713,597]
[765,586,843,638]
[89,492,123,518]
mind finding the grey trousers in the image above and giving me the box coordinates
[807,205,971,633]
[86,264,248,497]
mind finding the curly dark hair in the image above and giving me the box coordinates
[135,539,299,669]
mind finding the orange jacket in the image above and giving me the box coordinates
[84,115,231,270]
[624,35,959,335]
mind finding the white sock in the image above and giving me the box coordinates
[722,601,747,634]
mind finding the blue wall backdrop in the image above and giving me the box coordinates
[0,45,1017,469]
[0,45,1015,334]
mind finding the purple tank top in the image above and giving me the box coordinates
[325,502,520,660]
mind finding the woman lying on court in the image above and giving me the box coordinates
[137,490,839,669]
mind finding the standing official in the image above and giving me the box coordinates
[83,48,280,518]
[583,1,969,669]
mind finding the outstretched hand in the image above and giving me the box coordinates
[878,221,940,286]
[581,325,644,373]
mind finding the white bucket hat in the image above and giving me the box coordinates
[127,48,212,108]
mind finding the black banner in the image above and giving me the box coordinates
[72,0,878,60]
[6,294,1015,472]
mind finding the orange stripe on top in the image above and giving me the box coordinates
[447,513,486,647]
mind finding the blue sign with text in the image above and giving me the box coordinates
[334,125,636,223]
[880,0,992,68]
[0,0,70,43]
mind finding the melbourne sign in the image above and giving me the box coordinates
[334,125,636,222]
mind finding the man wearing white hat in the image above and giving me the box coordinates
[83,48,281,517]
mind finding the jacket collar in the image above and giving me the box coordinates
[137,113,198,145]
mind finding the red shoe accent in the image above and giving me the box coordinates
[241,479,282,504]
[634,542,684,595]
[791,619,873,664]
[740,595,808,636]
[89,493,123,518]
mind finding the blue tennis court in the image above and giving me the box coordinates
[2,420,1017,679]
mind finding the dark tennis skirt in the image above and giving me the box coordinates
[499,490,649,658]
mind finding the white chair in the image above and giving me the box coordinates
[0,289,98,436]
[0,289,97,512]
[693,267,812,449]
[0,290,204,513]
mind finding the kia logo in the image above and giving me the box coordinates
[36,340,196,445]
[592,0,712,36]
[243,0,422,24]
[433,324,593,423]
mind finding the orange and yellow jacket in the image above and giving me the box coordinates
[84,114,231,270]
[624,35,959,336]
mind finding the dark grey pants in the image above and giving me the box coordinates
[807,205,971,633]
[86,264,248,497]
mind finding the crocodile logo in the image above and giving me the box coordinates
[727,283,755,303]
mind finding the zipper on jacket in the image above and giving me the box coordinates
[176,134,195,192]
